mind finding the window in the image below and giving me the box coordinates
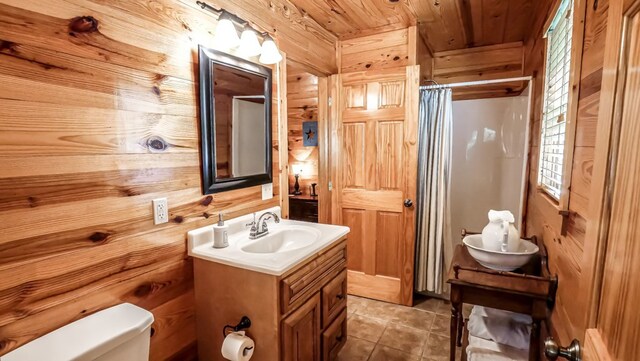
[539,0,573,200]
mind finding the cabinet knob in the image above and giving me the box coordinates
[404,199,413,208]
[336,294,345,300]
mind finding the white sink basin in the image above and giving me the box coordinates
[187,207,350,275]
[463,234,539,271]
[241,226,320,254]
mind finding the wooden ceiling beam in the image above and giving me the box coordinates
[339,22,411,41]
[481,0,509,46]
[459,0,476,47]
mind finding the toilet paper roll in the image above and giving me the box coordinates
[221,331,255,361]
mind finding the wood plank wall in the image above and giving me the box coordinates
[337,26,434,83]
[432,42,526,100]
[523,0,609,344]
[198,0,337,75]
[338,26,430,79]
[0,0,336,358]
[287,66,319,195]
[415,27,434,84]
[339,27,411,73]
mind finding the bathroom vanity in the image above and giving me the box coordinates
[188,208,349,361]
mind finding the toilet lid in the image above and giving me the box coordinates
[3,303,154,361]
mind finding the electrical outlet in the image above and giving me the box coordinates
[152,198,168,225]
[262,183,273,200]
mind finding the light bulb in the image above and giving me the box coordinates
[214,12,239,49]
[293,164,305,176]
[259,35,283,64]
[238,25,262,57]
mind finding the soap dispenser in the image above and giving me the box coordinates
[212,213,229,248]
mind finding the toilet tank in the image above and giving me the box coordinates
[2,303,154,361]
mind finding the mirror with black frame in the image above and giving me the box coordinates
[198,46,273,194]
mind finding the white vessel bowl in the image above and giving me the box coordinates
[463,234,539,271]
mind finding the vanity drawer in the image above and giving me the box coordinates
[322,309,347,361]
[281,240,347,315]
[321,269,347,328]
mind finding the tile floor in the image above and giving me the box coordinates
[338,295,463,361]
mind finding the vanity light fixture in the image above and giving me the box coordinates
[238,25,262,57]
[259,35,283,65]
[213,11,240,49]
[196,1,282,64]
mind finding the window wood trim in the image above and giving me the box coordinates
[537,0,587,224]
[558,0,587,213]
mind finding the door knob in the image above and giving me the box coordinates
[404,199,413,208]
[545,337,581,361]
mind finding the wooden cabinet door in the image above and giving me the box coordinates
[579,1,640,360]
[322,309,347,361]
[282,294,321,361]
[332,66,419,305]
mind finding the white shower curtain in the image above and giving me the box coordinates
[414,88,453,295]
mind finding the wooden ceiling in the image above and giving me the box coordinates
[289,0,535,52]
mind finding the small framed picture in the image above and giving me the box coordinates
[302,121,318,147]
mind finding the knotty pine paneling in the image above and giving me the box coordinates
[287,0,414,40]
[339,28,410,73]
[0,0,315,358]
[412,0,534,52]
[338,26,431,80]
[181,0,338,75]
[287,66,319,195]
[290,0,534,55]
[523,0,609,345]
[432,42,526,100]
[415,26,433,84]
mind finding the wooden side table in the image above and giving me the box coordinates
[289,194,318,223]
[446,231,557,361]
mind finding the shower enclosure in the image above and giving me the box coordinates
[414,79,532,296]
[449,86,531,245]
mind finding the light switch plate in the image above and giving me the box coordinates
[262,183,273,200]
[152,198,168,225]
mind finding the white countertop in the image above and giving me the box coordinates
[187,207,350,276]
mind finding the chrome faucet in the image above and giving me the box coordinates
[246,212,280,239]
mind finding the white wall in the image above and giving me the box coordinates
[232,98,266,177]
[449,87,530,246]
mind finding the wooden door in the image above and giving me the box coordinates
[332,66,419,306]
[282,293,321,361]
[578,1,640,360]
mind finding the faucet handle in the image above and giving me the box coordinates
[245,213,257,227]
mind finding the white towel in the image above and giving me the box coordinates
[467,335,528,361]
[488,210,515,223]
[467,312,531,350]
[471,306,532,324]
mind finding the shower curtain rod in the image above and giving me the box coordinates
[419,76,532,90]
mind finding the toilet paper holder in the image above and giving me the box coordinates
[222,316,252,337]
